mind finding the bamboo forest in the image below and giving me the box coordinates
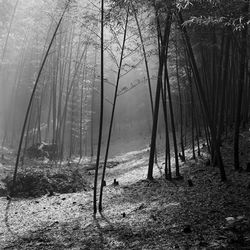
[0,0,250,249]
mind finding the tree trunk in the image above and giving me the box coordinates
[234,3,249,171]
[178,11,226,181]
[99,7,129,212]
[11,1,71,195]
[148,11,172,180]
[93,0,104,214]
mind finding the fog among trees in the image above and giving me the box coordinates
[0,0,250,249]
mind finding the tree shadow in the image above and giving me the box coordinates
[100,212,115,230]
[4,199,21,239]
[99,212,133,249]
[93,214,105,248]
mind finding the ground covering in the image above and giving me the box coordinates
[0,131,250,249]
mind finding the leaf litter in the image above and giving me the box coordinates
[0,132,250,249]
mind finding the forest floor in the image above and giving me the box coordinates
[1,130,250,249]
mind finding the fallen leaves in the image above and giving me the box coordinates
[1,135,250,249]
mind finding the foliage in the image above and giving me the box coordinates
[26,143,58,160]
[3,167,90,198]
[180,0,250,31]
[1,136,250,248]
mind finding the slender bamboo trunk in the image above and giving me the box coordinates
[190,79,196,159]
[133,6,158,164]
[99,7,129,212]
[90,48,97,161]
[93,0,104,214]
[133,7,153,114]
[161,64,171,179]
[234,3,249,171]
[165,62,180,177]
[178,11,226,181]
[11,1,71,195]
[79,50,88,159]
[148,11,172,180]
[60,25,74,159]
[175,38,185,161]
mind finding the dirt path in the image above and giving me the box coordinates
[0,148,162,249]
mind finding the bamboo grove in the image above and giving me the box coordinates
[0,0,249,212]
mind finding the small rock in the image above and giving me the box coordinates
[246,163,250,172]
[226,217,235,223]
[236,215,245,221]
[187,179,194,187]
[237,167,243,173]
[150,214,157,221]
[198,241,208,247]
[138,203,146,210]
[62,197,66,200]
[47,190,54,197]
[205,159,211,166]
[122,212,126,218]
[183,225,192,233]
[178,153,185,162]
[114,179,119,186]
[175,175,184,181]
[131,240,140,247]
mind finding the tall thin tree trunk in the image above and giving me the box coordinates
[234,3,249,171]
[90,48,97,161]
[93,0,104,214]
[99,7,129,212]
[165,62,180,177]
[11,1,71,195]
[178,11,226,181]
[161,64,171,179]
[133,7,158,164]
[175,38,185,161]
[79,50,88,159]
[148,11,172,180]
